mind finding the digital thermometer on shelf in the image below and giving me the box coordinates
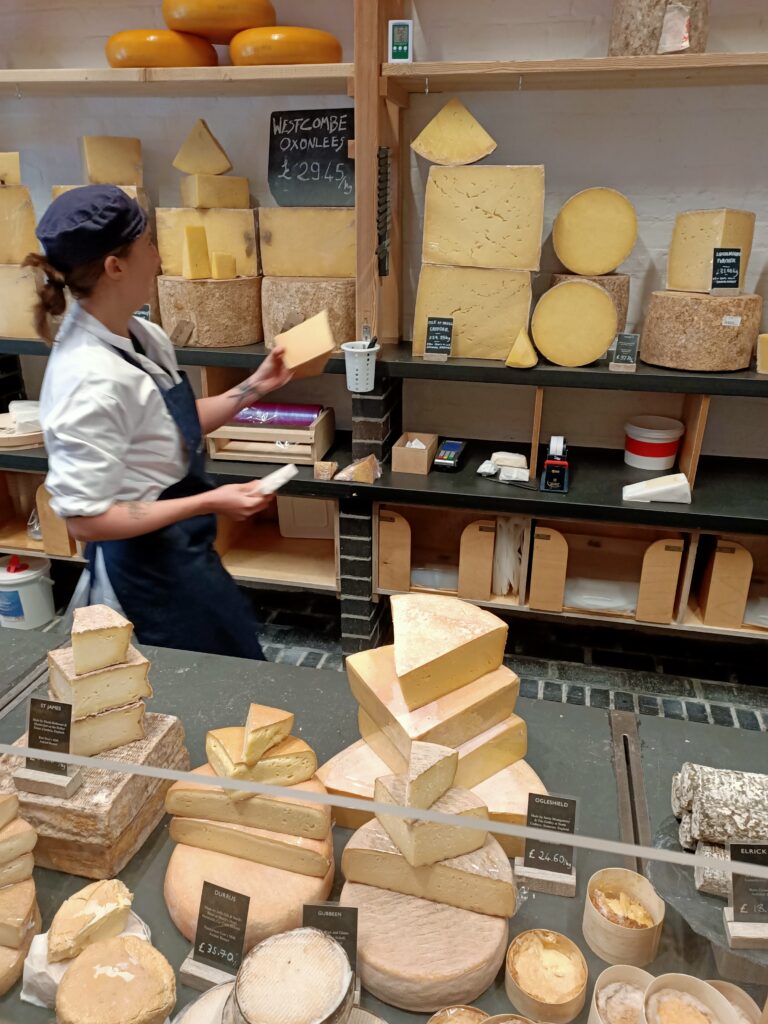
[388,19,414,63]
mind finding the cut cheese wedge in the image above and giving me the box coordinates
[342,818,515,917]
[668,208,756,293]
[169,817,332,878]
[242,704,295,765]
[532,279,618,368]
[375,776,488,867]
[411,98,497,166]
[0,879,37,948]
[81,136,143,187]
[165,764,331,838]
[0,817,36,867]
[70,700,146,757]
[71,605,133,674]
[0,185,39,263]
[0,905,40,997]
[404,742,457,809]
[390,594,508,707]
[48,879,133,963]
[276,309,336,380]
[0,794,18,832]
[0,852,34,887]
[173,119,232,175]
[181,224,211,280]
[156,207,258,277]
[48,644,151,720]
[259,207,356,278]
[181,173,250,210]
[211,252,237,279]
[206,729,317,798]
[553,187,637,276]
[506,327,538,368]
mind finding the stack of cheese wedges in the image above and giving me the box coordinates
[163,703,335,950]
[0,153,43,340]
[340,740,516,1011]
[0,794,40,997]
[318,593,547,859]
[47,605,151,757]
[156,119,262,349]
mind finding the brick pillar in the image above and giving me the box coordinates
[351,378,402,463]
[338,498,391,656]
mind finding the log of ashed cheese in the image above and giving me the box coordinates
[551,273,630,331]
[608,0,710,56]
[158,275,263,348]
[694,841,729,899]
[672,762,768,844]
[261,277,354,350]
[640,291,762,371]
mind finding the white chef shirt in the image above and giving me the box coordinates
[40,302,187,519]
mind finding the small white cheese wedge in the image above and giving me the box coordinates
[48,879,133,964]
[622,474,692,504]
[404,742,458,809]
[241,705,295,766]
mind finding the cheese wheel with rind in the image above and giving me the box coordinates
[550,273,630,332]
[553,188,638,276]
[230,26,342,65]
[106,30,218,69]
[532,279,618,367]
[162,0,275,44]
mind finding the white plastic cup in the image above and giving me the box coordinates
[341,341,380,393]
[0,554,54,629]
[624,416,685,471]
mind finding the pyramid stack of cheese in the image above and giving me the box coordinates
[47,605,152,757]
[0,152,42,341]
[163,703,335,950]
[410,99,544,364]
[0,794,40,996]
[156,119,262,349]
[319,593,546,858]
[340,739,516,1011]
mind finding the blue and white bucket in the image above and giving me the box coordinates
[0,554,55,630]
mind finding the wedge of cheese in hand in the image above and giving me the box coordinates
[411,98,497,166]
[241,704,295,765]
[0,818,36,867]
[71,605,133,674]
[404,742,457,809]
[206,728,317,799]
[48,879,133,963]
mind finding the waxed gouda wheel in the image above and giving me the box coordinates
[106,30,218,69]
[230,26,342,65]
[532,280,618,368]
[553,187,637,276]
[162,0,275,44]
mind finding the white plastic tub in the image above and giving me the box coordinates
[0,554,55,629]
[624,416,685,471]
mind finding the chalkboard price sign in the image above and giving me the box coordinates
[711,248,742,293]
[523,793,577,876]
[730,842,768,923]
[269,108,355,208]
[27,697,71,776]
[193,882,250,975]
[609,332,639,373]
[424,317,453,362]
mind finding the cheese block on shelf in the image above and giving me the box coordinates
[0,794,18,831]
[0,186,38,263]
[758,334,768,374]
[411,98,497,167]
[49,645,151,720]
[0,905,41,998]
[532,279,618,367]
[375,776,488,867]
[206,729,317,797]
[404,742,457,809]
[181,173,250,209]
[211,252,236,279]
[551,273,630,331]
[359,710,529,788]
[173,119,232,175]
[0,817,37,866]
[0,153,21,186]
[259,208,355,278]
[422,165,545,271]
[71,605,133,674]
[640,290,762,372]
[667,209,756,293]
[262,277,354,349]
[553,187,638,275]
[52,185,152,217]
[55,935,175,1024]
[181,225,211,280]
[165,764,331,838]
[157,275,263,349]
[81,136,143,187]
[230,26,342,66]
[390,594,508,707]
[0,852,34,887]
[242,705,295,766]
[506,327,538,369]
[106,29,218,69]
[275,309,336,380]
[162,0,276,44]
[0,879,37,949]
[342,818,516,917]
[48,879,133,963]
[70,701,146,757]
[0,265,39,340]
[164,844,334,947]
[412,265,532,361]
[341,882,507,1012]
[156,208,258,277]
[169,818,332,878]
[347,646,519,760]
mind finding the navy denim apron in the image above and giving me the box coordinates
[87,346,265,660]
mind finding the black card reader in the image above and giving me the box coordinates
[433,440,467,472]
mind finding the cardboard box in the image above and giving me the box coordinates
[391,433,439,475]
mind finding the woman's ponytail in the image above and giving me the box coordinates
[23,253,67,345]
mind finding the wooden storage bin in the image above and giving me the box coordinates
[528,520,686,625]
[207,407,335,466]
[0,473,77,558]
[691,533,768,632]
[391,433,439,475]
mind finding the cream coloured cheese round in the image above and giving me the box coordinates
[508,931,586,1005]
[646,989,720,1024]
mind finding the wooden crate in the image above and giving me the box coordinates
[690,532,768,632]
[207,407,335,466]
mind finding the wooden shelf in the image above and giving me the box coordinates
[383,53,768,93]
[0,64,355,98]
[221,522,338,592]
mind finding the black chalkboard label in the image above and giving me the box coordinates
[27,698,71,775]
[524,793,577,875]
[269,108,355,207]
[303,902,358,971]
[613,333,639,366]
[193,882,250,975]
[425,317,453,358]
[730,843,768,923]
[712,248,741,290]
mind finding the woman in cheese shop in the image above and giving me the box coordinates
[25,185,293,660]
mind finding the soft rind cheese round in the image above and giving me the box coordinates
[48,878,133,963]
[553,188,638,275]
[174,981,234,1023]
[532,279,618,367]
[645,989,720,1024]
[162,0,275,44]
[507,930,587,1006]
[106,30,218,68]
[230,27,342,66]
[231,928,353,1024]
[597,982,645,1024]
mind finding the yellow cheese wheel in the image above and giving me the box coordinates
[553,187,638,276]
[162,0,276,45]
[531,280,618,367]
[230,26,342,65]
[106,29,218,68]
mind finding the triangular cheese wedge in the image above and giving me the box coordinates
[206,728,317,798]
[48,879,133,963]
[506,326,538,368]
[173,119,232,175]
[276,309,336,380]
[405,742,457,808]
[411,98,497,167]
[242,704,295,765]
[390,594,508,708]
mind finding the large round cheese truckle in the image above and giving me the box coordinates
[230,26,342,66]
[162,0,275,44]
[106,29,218,68]
[158,275,263,348]
[532,279,618,367]
[340,881,508,1012]
[164,844,333,949]
[55,934,175,1024]
[227,928,353,1024]
[553,187,638,276]
[551,273,630,332]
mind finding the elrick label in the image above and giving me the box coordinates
[730,842,768,924]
